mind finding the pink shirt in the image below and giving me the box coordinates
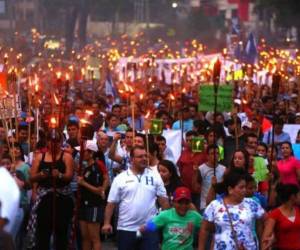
[277,156,300,186]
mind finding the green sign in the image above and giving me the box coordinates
[150,119,163,135]
[192,137,205,153]
[198,85,233,112]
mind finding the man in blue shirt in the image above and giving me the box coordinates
[172,107,194,132]
[263,117,291,159]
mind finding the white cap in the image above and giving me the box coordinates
[234,99,242,105]
[75,140,98,152]
[242,121,252,129]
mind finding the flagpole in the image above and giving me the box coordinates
[212,58,221,176]
[268,73,280,203]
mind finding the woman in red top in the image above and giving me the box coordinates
[277,141,300,186]
[262,184,300,250]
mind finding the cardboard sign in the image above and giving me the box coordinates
[192,137,205,153]
[198,85,233,112]
[150,119,163,135]
[0,95,21,119]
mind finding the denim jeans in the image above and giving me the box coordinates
[117,230,159,250]
[10,207,24,240]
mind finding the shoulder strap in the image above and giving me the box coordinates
[41,153,46,162]
[223,199,241,250]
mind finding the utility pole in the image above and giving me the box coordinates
[8,0,15,42]
[134,0,145,23]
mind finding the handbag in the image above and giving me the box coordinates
[223,199,246,250]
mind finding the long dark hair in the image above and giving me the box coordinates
[158,160,181,187]
[230,149,250,172]
[10,142,25,161]
[215,167,247,195]
[281,141,294,156]
[276,183,299,204]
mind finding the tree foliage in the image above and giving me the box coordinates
[255,0,300,28]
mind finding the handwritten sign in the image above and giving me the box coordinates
[0,95,21,119]
[198,85,233,112]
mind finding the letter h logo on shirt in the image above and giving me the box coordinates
[145,176,154,186]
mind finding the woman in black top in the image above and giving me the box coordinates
[28,130,74,250]
[77,141,109,250]
[158,159,182,204]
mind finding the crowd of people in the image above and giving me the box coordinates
[1,36,300,250]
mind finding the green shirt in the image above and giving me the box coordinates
[152,208,202,250]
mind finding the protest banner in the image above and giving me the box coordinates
[198,84,233,112]
[0,95,21,119]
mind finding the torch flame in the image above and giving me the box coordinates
[124,83,129,92]
[85,110,94,116]
[145,111,151,119]
[53,94,59,105]
[35,84,39,92]
[169,93,175,101]
[129,86,134,93]
[80,119,89,126]
[56,72,62,79]
[50,117,57,128]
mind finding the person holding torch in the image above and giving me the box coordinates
[27,118,74,250]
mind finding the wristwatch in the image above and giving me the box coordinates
[58,173,64,180]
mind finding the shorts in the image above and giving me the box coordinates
[79,206,103,223]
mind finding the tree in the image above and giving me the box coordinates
[255,0,300,44]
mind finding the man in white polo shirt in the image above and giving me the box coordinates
[102,145,169,250]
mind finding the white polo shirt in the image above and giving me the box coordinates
[108,167,167,231]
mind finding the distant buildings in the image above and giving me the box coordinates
[0,0,40,33]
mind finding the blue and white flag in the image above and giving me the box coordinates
[244,33,257,64]
[105,73,118,98]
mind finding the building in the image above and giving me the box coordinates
[0,0,40,33]
[198,0,258,27]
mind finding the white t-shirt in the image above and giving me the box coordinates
[108,167,167,231]
[0,168,20,233]
[199,163,226,209]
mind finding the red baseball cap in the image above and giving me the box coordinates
[173,187,191,202]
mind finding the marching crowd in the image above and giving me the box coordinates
[1,65,300,250]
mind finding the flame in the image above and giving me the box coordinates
[65,73,70,81]
[129,86,134,93]
[50,117,57,128]
[85,110,93,116]
[140,93,144,100]
[182,87,187,94]
[169,93,175,101]
[53,94,59,105]
[80,119,89,126]
[124,83,129,92]
[56,72,62,79]
[35,84,39,92]
[145,111,151,119]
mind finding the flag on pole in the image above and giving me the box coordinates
[105,72,118,98]
[262,117,272,133]
[244,33,257,64]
